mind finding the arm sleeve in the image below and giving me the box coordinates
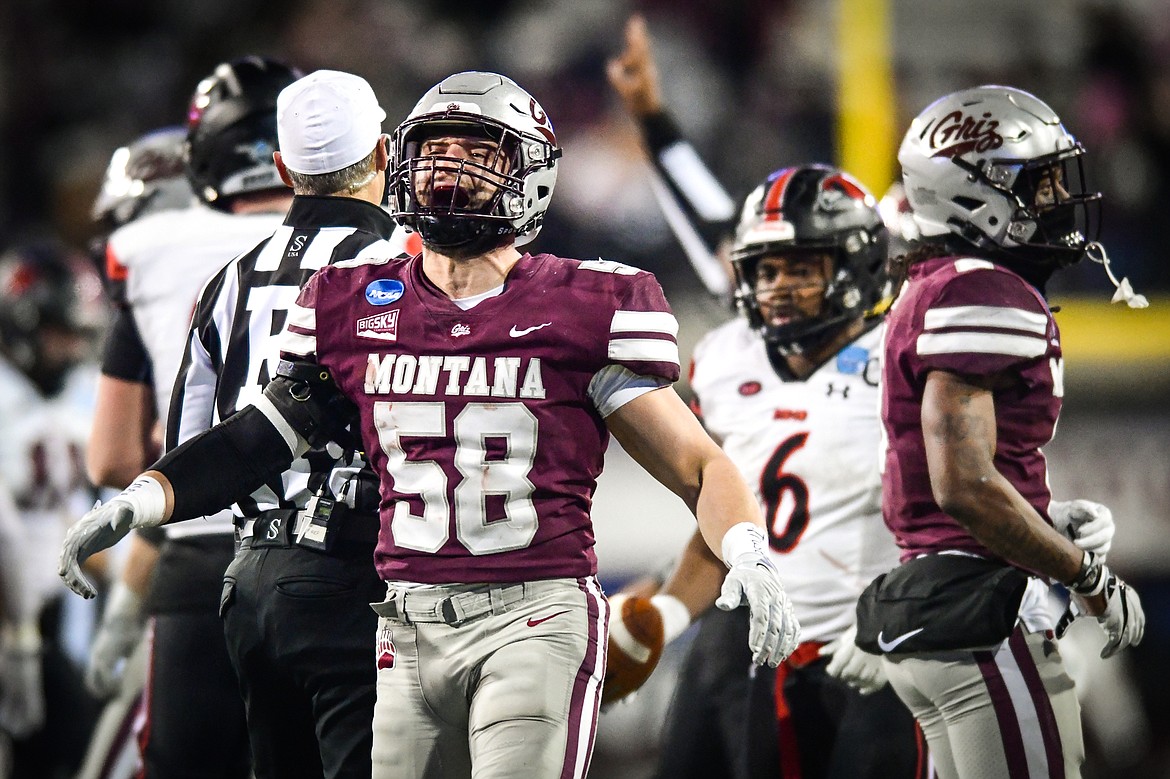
[0,488,33,624]
[154,403,297,522]
[637,111,736,297]
[154,360,355,522]
[100,306,154,385]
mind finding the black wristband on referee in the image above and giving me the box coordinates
[639,111,684,155]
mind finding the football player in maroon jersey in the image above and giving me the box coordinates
[60,70,802,779]
[874,85,1144,778]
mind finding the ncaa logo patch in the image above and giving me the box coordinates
[356,309,399,342]
[377,624,396,671]
[365,279,405,306]
[836,345,869,375]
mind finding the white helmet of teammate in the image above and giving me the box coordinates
[898,85,1101,270]
[388,71,561,255]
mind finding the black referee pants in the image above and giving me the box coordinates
[221,542,384,779]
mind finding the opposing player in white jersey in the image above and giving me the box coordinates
[83,57,300,779]
[604,19,929,777]
[0,242,106,776]
[78,123,195,779]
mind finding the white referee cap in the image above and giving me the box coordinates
[277,70,386,175]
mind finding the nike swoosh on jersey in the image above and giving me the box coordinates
[509,322,552,337]
[526,610,570,627]
[876,627,925,652]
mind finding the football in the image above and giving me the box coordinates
[601,593,665,704]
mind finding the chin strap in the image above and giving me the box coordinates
[1086,242,1148,308]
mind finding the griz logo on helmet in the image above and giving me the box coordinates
[927,111,1005,158]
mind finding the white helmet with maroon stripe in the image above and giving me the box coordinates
[731,164,887,353]
[898,85,1100,270]
[388,71,561,255]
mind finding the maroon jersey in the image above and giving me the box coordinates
[281,253,680,583]
[881,256,1063,562]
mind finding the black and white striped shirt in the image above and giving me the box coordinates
[166,195,407,522]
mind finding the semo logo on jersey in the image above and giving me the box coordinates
[365,278,405,306]
[927,110,1003,158]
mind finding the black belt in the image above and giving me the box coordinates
[236,506,379,551]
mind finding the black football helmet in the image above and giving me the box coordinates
[731,165,888,355]
[0,243,106,396]
[185,56,301,208]
[93,126,194,229]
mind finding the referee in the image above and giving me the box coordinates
[167,70,405,779]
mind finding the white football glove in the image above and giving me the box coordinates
[1096,573,1145,659]
[819,623,887,695]
[59,476,168,600]
[1049,499,1114,558]
[85,583,146,698]
[58,502,136,600]
[0,623,44,738]
[716,525,800,668]
[1056,556,1145,659]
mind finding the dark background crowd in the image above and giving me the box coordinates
[4,0,1170,295]
[1,0,1168,777]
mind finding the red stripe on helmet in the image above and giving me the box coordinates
[822,171,869,201]
[762,168,798,220]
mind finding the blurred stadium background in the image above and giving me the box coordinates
[1,0,1167,776]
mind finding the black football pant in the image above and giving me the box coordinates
[11,597,102,779]
[653,606,758,779]
[752,655,930,779]
[654,606,928,779]
[141,536,251,779]
[221,543,384,779]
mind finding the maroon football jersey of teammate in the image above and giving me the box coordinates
[881,256,1063,563]
[281,253,680,583]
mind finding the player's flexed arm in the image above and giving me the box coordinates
[605,386,800,667]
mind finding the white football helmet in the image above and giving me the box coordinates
[898,85,1101,269]
[388,71,561,254]
[92,127,194,228]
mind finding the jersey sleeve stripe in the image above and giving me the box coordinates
[608,338,680,366]
[609,310,679,336]
[286,303,316,331]
[923,305,1048,334]
[916,331,1048,358]
[278,329,317,358]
